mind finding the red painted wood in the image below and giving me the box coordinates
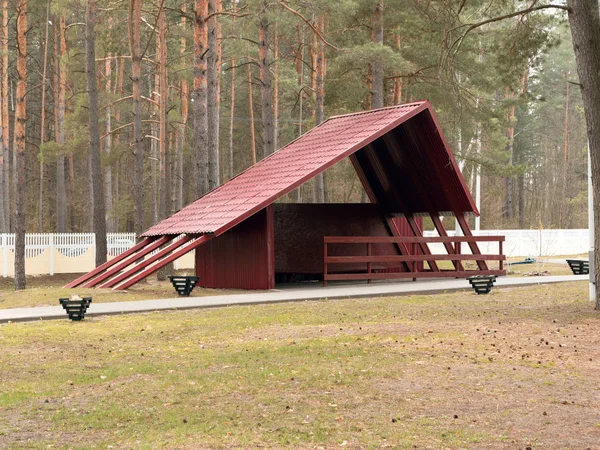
[113,235,212,291]
[325,270,505,282]
[196,208,274,290]
[324,236,505,244]
[81,235,174,288]
[325,254,505,263]
[350,149,413,272]
[430,213,464,271]
[99,235,194,289]
[455,213,488,270]
[405,214,439,272]
[323,234,505,283]
[143,102,430,237]
[274,204,414,275]
[64,237,156,288]
[113,234,212,291]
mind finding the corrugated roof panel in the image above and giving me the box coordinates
[142,101,476,237]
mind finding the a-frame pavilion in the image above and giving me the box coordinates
[67,101,505,291]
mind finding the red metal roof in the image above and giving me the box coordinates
[142,101,477,237]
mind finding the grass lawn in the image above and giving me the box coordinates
[0,272,243,310]
[1,281,599,449]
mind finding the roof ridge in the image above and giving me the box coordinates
[328,101,428,120]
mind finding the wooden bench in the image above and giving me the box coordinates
[467,275,497,295]
[168,276,200,296]
[566,259,589,275]
[59,297,92,321]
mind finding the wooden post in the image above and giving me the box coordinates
[455,213,488,270]
[367,242,372,284]
[323,238,328,287]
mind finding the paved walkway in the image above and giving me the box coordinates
[0,274,588,323]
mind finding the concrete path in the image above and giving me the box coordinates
[0,274,588,324]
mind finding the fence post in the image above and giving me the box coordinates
[2,234,6,278]
[49,234,55,276]
[92,233,96,268]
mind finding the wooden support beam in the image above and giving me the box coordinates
[325,254,505,263]
[64,237,156,288]
[113,235,213,290]
[405,213,440,272]
[430,213,464,271]
[455,213,488,270]
[98,235,195,289]
[325,270,504,282]
[324,235,505,244]
[82,235,174,288]
[349,152,412,271]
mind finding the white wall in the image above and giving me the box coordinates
[0,230,589,277]
[0,233,194,277]
[424,229,589,258]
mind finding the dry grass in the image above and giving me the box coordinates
[0,281,599,449]
[0,253,581,310]
[0,272,242,310]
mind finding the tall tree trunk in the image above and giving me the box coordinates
[314,17,326,203]
[207,0,220,189]
[104,22,114,232]
[157,3,171,281]
[55,16,68,232]
[178,4,188,209]
[371,0,384,109]
[393,32,402,104]
[273,21,279,152]
[86,0,107,266]
[193,0,209,197]
[504,92,516,221]
[129,0,144,235]
[293,24,304,202]
[228,56,235,180]
[258,2,274,159]
[296,24,303,137]
[0,3,4,232]
[1,0,8,231]
[14,0,26,290]
[37,0,51,232]
[247,57,256,165]
[157,5,169,220]
[114,57,124,230]
[566,0,600,308]
[561,71,570,228]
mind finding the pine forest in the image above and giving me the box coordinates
[0,0,589,241]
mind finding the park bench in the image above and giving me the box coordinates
[168,276,200,296]
[59,296,92,321]
[467,275,497,294]
[566,259,589,275]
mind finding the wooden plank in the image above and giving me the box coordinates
[325,254,505,264]
[348,153,411,271]
[63,237,156,288]
[113,235,213,290]
[98,235,194,288]
[455,213,488,270]
[430,213,464,271]
[405,213,439,272]
[81,235,174,288]
[325,270,505,281]
[324,236,505,244]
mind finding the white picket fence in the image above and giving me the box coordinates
[0,230,591,277]
[423,229,590,258]
[0,233,194,277]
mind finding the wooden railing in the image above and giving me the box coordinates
[323,235,506,286]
